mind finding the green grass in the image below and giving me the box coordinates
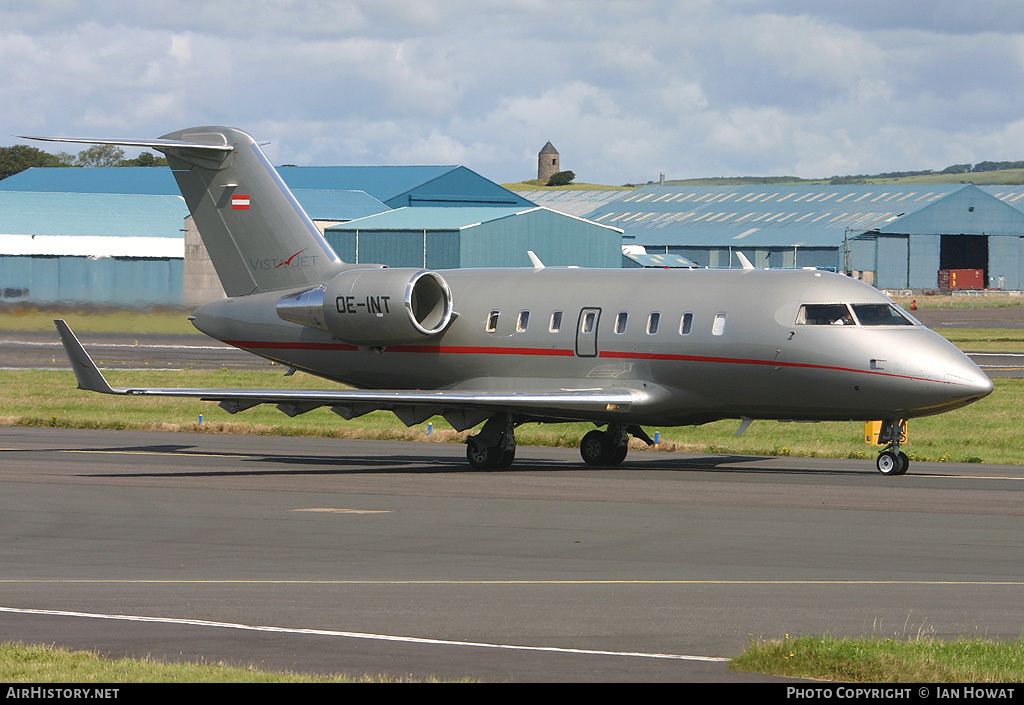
[732,635,1024,682]
[665,168,1024,187]
[0,642,447,682]
[0,306,200,335]
[933,328,1024,352]
[502,180,634,190]
[2,369,1020,465]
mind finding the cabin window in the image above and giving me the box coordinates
[851,304,915,326]
[516,310,530,332]
[549,310,563,333]
[712,312,727,336]
[614,312,628,334]
[647,312,660,334]
[796,304,854,326]
[486,310,499,332]
[679,312,693,335]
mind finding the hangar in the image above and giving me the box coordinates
[325,206,623,270]
[576,183,1024,290]
[0,191,188,306]
[0,164,602,308]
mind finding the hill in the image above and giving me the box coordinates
[506,165,1024,190]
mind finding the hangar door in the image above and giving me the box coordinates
[940,234,988,284]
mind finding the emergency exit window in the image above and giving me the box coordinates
[712,312,727,336]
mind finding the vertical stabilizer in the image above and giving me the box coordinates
[25,127,345,297]
[159,127,342,296]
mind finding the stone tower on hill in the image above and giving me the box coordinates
[538,141,559,183]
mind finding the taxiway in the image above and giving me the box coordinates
[2,427,1023,681]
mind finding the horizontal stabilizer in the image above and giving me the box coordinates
[19,135,233,153]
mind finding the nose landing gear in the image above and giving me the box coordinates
[876,419,909,475]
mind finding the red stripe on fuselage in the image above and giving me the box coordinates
[221,339,949,385]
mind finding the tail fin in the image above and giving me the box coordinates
[24,126,344,297]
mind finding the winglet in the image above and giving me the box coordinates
[735,252,755,270]
[53,320,119,394]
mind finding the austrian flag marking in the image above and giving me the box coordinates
[231,194,251,210]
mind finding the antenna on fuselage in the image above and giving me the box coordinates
[736,252,755,270]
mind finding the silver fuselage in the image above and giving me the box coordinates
[192,266,993,428]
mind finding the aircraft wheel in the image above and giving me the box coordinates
[495,447,516,469]
[896,451,910,475]
[608,442,628,466]
[876,450,904,475]
[466,437,500,469]
[580,430,612,466]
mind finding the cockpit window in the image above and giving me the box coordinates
[797,303,915,326]
[851,304,914,326]
[796,304,854,326]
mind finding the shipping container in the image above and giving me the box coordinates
[938,268,984,290]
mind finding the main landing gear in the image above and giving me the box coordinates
[579,424,654,467]
[466,414,517,470]
[465,417,654,470]
[875,419,909,476]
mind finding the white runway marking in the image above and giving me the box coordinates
[0,605,726,663]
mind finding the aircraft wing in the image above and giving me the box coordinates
[55,320,651,430]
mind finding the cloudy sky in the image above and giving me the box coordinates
[3,0,1024,185]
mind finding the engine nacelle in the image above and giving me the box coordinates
[276,268,454,347]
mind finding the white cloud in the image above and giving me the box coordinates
[2,1,1024,184]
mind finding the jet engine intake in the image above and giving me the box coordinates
[277,268,454,347]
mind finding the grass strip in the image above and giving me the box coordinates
[732,634,1024,682]
[0,642,450,682]
[1,369,1020,465]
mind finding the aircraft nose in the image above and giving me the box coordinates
[944,355,994,404]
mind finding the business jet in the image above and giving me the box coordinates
[29,127,993,475]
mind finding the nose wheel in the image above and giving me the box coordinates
[876,419,909,475]
[876,450,909,475]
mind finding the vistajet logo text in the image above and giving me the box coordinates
[249,249,318,271]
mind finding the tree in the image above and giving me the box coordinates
[119,151,168,167]
[75,144,125,167]
[546,170,576,186]
[0,145,67,180]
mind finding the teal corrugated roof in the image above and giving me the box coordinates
[289,189,389,221]
[278,165,459,202]
[327,206,534,231]
[2,164,534,209]
[585,184,976,247]
[0,191,188,238]
[513,189,633,217]
[0,167,178,194]
[875,184,1024,236]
